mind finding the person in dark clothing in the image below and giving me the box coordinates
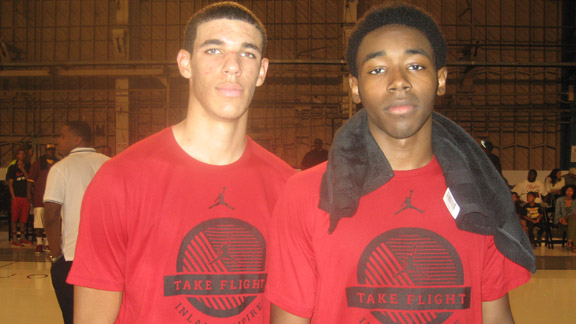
[481,140,502,175]
[301,138,328,170]
[522,191,543,247]
[512,191,527,235]
[27,143,59,253]
[6,147,31,246]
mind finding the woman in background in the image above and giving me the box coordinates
[546,168,565,205]
[555,184,576,252]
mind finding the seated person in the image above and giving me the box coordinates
[555,185,576,250]
[513,169,547,204]
[545,168,564,205]
[522,191,543,247]
[512,191,527,235]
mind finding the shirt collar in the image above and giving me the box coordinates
[70,147,96,154]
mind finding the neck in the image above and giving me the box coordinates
[369,117,433,171]
[173,115,247,165]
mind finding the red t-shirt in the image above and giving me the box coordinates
[266,157,530,323]
[68,128,295,324]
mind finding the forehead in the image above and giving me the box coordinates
[358,24,434,59]
[194,18,263,50]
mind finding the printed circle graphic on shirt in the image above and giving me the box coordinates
[347,227,470,324]
[168,218,266,318]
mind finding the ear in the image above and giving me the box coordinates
[348,75,362,104]
[177,49,192,79]
[436,67,448,96]
[255,58,269,87]
[73,134,84,147]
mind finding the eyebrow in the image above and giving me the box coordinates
[361,48,433,64]
[199,39,261,53]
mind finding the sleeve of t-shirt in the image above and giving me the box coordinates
[66,162,129,291]
[43,165,66,205]
[6,165,16,182]
[481,236,531,302]
[265,176,319,318]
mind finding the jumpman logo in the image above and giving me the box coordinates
[394,190,423,215]
[210,233,239,265]
[394,245,428,278]
[209,187,235,210]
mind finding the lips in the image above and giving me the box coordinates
[217,83,243,97]
[386,99,416,115]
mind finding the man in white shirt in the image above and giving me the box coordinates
[512,169,547,204]
[43,121,109,324]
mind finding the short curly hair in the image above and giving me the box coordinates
[183,1,266,55]
[346,2,447,77]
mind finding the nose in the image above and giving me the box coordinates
[222,52,242,77]
[387,68,411,93]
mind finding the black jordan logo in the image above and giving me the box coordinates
[210,232,239,265]
[394,190,423,215]
[209,187,235,210]
[394,245,428,278]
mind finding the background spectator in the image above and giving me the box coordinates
[545,168,565,205]
[513,169,547,204]
[301,138,328,170]
[27,144,59,253]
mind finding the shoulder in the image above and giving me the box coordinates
[284,162,326,194]
[93,128,174,179]
[117,127,172,159]
[246,137,295,177]
[513,180,526,187]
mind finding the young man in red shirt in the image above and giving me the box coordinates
[267,3,534,324]
[68,2,295,324]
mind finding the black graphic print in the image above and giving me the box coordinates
[209,187,235,210]
[164,218,266,318]
[347,228,470,324]
[395,190,424,215]
[209,233,239,265]
[393,245,428,279]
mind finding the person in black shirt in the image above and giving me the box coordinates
[6,147,31,246]
[522,191,543,247]
[301,138,328,170]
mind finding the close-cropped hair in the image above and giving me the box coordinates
[66,121,93,144]
[183,1,267,55]
[346,1,447,77]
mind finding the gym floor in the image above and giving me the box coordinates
[0,227,575,324]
